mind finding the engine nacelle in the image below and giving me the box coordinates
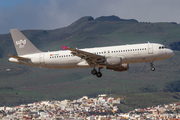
[105,57,122,66]
[106,63,129,72]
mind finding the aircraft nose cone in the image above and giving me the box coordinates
[169,50,174,57]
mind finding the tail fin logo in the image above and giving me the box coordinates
[16,39,26,48]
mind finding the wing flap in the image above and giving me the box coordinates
[65,47,105,66]
[66,47,104,58]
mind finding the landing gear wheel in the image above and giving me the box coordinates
[91,69,97,75]
[96,72,102,78]
[151,67,155,71]
[150,62,155,71]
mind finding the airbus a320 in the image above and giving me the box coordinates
[8,29,174,77]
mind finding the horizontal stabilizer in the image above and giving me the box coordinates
[8,55,30,60]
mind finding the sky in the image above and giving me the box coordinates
[0,0,180,34]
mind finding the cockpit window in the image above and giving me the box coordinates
[159,46,167,49]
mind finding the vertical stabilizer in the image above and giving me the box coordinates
[10,29,42,56]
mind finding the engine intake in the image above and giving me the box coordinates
[105,57,122,66]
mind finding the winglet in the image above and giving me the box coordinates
[62,45,67,50]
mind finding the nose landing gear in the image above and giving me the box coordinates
[91,67,103,78]
[150,62,155,71]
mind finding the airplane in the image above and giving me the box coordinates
[8,29,174,78]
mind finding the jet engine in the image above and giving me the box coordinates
[105,57,122,66]
[106,63,129,72]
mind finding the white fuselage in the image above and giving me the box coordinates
[9,43,174,69]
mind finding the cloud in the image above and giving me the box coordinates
[0,0,180,34]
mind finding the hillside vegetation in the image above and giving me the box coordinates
[0,15,180,111]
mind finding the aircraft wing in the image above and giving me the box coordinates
[65,47,105,66]
[8,55,30,60]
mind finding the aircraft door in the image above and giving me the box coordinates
[148,43,153,54]
[39,54,45,64]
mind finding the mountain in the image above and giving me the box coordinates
[94,15,138,22]
[0,15,180,109]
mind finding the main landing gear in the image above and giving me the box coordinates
[91,67,103,78]
[150,62,155,71]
